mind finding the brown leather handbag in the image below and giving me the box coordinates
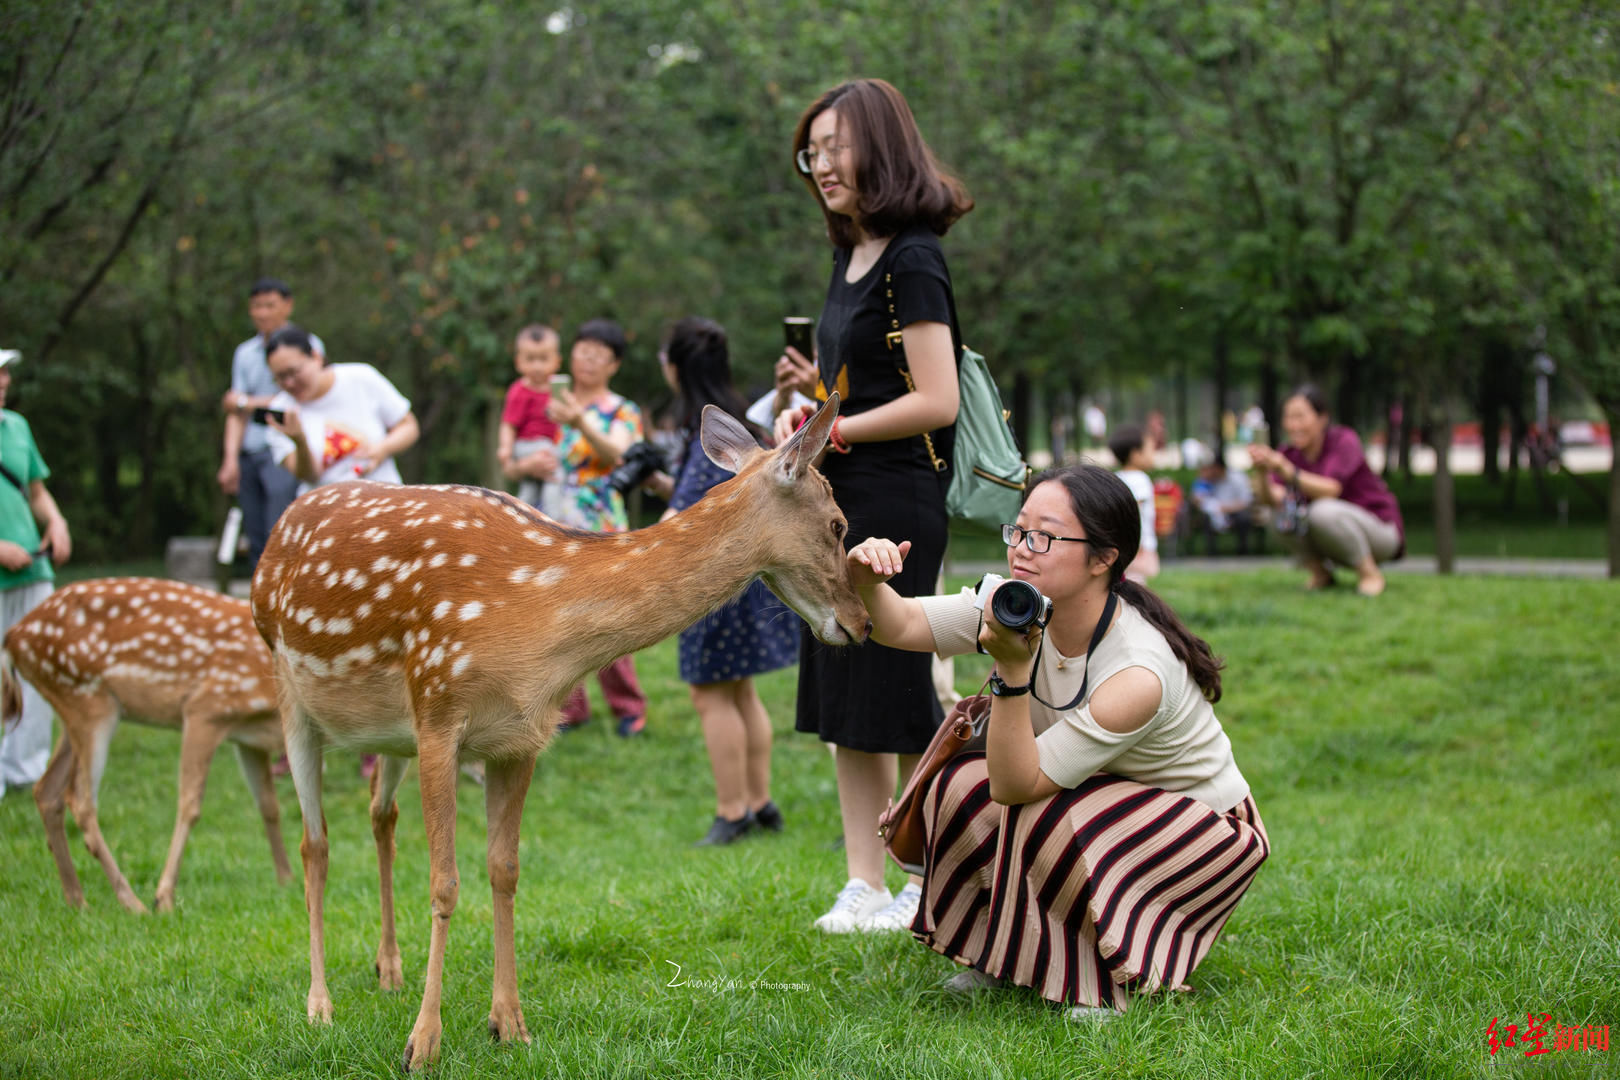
[877,689,990,876]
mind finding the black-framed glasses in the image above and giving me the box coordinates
[795,144,848,175]
[1001,523,1093,554]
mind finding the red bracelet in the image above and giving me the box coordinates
[828,417,851,454]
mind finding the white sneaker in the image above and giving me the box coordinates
[859,881,922,933]
[1066,1005,1119,1024]
[813,878,892,934]
[942,967,1003,994]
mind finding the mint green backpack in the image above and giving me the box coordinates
[899,345,1030,535]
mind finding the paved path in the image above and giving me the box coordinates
[946,555,1610,579]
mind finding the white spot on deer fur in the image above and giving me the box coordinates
[324,572,340,588]
[433,601,452,619]
[459,554,477,567]
[356,602,373,618]
[308,617,325,633]
[429,553,447,568]
[459,602,483,621]
[371,556,396,573]
[534,566,566,586]
[316,561,331,575]
[451,656,471,677]
[510,567,534,585]
[324,617,354,635]
[364,507,388,519]
[564,543,581,556]
[375,582,393,600]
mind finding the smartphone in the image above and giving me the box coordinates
[250,406,287,426]
[783,316,814,360]
[548,373,572,396]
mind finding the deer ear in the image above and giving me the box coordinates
[776,392,840,481]
[699,405,763,473]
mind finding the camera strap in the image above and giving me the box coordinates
[1028,588,1118,713]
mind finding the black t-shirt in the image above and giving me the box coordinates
[814,226,958,477]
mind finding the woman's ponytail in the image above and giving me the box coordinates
[1027,464,1225,703]
[1113,578,1224,702]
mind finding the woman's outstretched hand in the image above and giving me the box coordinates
[847,537,910,588]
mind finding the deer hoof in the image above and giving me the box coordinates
[487,1004,530,1044]
[402,1025,440,1071]
[119,892,150,916]
[307,993,334,1024]
[376,953,404,991]
[154,891,175,914]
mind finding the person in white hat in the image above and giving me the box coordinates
[0,349,72,795]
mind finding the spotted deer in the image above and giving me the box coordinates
[250,395,867,1069]
[1,578,290,914]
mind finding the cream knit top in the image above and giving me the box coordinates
[918,589,1251,813]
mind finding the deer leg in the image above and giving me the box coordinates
[154,714,230,912]
[403,732,460,1071]
[33,734,84,908]
[284,707,332,1023]
[370,754,410,992]
[61,699,146,914]
[484,753,536,1045]
[233,740,292,885]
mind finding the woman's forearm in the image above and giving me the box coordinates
[289,440,319,484]
[857,581,937,652]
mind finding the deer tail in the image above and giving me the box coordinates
[0,650,22,732]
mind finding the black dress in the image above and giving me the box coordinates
[795,226,959,754]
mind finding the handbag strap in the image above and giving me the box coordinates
[1024,588,1118,713]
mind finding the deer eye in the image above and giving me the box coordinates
[831,521,847,542]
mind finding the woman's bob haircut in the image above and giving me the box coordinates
[792,78,973,248]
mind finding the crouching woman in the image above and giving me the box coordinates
[846,464,1268,1017]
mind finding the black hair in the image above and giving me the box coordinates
[250,277,293,299]
[1287,384,1331,417]
[575,318,627,360]
[661,317,752,433]
[515,324,558,348]
[792,78,974,249]
[1108,423,1146,468]
[264,324,317,358]
[1026,464,1225,702]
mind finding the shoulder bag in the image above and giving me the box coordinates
[882,248,1029,535]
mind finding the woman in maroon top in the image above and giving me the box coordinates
[1250,386,1404,596]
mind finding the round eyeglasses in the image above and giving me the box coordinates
[1001,523,1093,554]
[795,144,848,175]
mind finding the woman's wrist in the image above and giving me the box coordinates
[828,416,851,454]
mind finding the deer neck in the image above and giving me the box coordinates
[556,476,775,666]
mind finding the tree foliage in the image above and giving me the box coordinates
[0,0,1613,568]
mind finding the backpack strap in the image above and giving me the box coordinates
[883,230,961,476]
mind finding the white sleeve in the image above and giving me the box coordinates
[365,366,412,428]
[917,588,983,658]
[1034,675,1160,789]
[263,391,297,467]
[744,389,814,430]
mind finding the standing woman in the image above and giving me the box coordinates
[774,79,969,933]
[644,317,800,845]
[545,319,651,737]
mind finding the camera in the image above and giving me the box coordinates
[972,573,1052,633]
[604,440,668,496]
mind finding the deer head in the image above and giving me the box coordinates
[698,393,870,645]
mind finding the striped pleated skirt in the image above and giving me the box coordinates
[912,752,1269,1010]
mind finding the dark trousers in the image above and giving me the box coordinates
[239,445,301,571]
[1202,509,1256,556]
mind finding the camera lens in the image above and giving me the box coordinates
[990,579,1046,631]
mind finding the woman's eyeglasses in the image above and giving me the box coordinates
[1001,523,1093,554]
[796,144,849,175]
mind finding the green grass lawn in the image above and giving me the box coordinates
[1,572,1615,1078]
[943,469,1612,563]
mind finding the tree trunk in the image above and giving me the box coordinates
[1427,386,1456,575]
[1398,393,1414,480]
[1011,369,1032,454]
[1608,407,1619,578]
[1213,329,1229,462]
[1260,353,1279,446]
